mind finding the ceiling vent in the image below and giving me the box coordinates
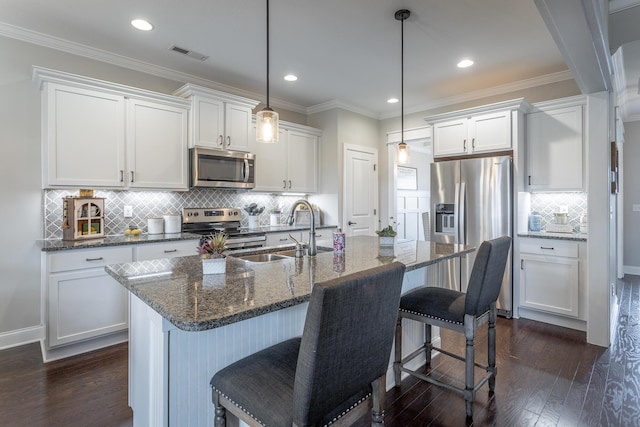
[169,45,209,61]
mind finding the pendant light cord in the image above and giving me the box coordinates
[266,0,270,109]
[401,15,404,145]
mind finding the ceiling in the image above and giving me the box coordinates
[0,0,636,119]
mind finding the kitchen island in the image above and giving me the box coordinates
[106,236,475,427]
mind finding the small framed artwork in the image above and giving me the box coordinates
[397,166,418,190]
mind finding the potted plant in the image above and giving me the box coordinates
[376,218,398,246]
[198,233,228,274]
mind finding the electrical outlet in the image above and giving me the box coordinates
[124,205,133,218]
[633,204,640,212]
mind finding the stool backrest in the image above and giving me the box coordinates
[464,236,511,316]
[293,262,406,426]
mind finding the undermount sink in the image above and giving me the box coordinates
[233,253,290,263]
[275,247,333,257]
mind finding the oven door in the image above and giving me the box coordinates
[190,148,255,189]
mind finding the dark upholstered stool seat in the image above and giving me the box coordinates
[393,236,511,419]
[211,262,406,427]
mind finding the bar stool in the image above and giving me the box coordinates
[393,236,511,418]
[211,262,406,427]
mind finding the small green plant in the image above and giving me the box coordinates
[376,218,398,237]
[197,232,228,259]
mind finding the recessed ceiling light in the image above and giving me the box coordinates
[284,74,298,82]
[387,98,399,104]
[131,19,154,31]
[457,59,474,68]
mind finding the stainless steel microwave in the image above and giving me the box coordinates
[189,148,255,189]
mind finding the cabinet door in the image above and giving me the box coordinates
[266,231,301,247]
[192,96,224,149]
[127,99,189,190]
[44,83,125,187]
[135,240,200,261]
[433,119,468,157]
[469,110,511,153]
[48,268,128,347]
[287,131,318,193]
[520,254,579,317]
[251,127,288,192]
[225,103,252,152]
[526,105,583,191]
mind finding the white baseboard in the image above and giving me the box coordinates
[623,266,640,276]
[517,307,586,331]
[0,325,44,350]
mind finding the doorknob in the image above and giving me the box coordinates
[348,221,357,225]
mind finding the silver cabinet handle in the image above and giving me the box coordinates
[279,238,288,242]
[348,221,357,225]
[472,138,475,150]
[226,136,231,147]
[130,171,135,183]
[463,139,467,151]
[120,170,124,182]
[164,249,178,253]
[288,180,292,189]
[218,135,223,146]
[283,180,287,189]
[540,246,554,250]
[521,259,524,270]
[86,257,104,262]
[528,175,532,186]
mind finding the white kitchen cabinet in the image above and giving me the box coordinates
[519,238,581,318]
[432,110,511,157]
[126,98,189,189]
[266,231,302,247]
[35,68,191,190]
[173,84,259,152]
[134,239,200,261]
[526,103,584,191]
[43,246,133,361]
[250,121,321,193]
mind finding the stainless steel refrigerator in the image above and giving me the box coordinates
[430,155,512,316]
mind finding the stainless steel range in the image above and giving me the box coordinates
[181,207,266,249]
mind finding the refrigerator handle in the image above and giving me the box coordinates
[454,183,460,243]
[458,182,466,245]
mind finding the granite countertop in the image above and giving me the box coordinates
[37,224,338,252]
[37,232,203,252]
[105,236,475,332]
[518,231,587,242]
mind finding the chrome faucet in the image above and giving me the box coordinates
[287,199,316,256]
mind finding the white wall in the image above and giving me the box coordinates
[623,120,640,272]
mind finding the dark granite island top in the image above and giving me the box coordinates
[105,236,475,332]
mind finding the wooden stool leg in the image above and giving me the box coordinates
[212,391,226,427]
[425,323,432,370]
[488,304,497,392]
[393,316,402,387]
[464,314,475,418]
[371,375,386,426]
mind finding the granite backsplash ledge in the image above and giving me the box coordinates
[43,189,307,239]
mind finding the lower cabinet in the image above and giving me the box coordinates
[518,238,582,319]
[44,246,133,361]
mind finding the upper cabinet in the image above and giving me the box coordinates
[173,84,259,152]
[249,121,321,193]
[526,99,584,191]
[35,67,190,190]
[427,99,529,158]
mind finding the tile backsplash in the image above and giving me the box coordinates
[43,189,306,239]
[529,192,587,231]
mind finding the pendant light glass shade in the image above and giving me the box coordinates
[256,107,279,143]
[257,0,279,143]
[397,141,410,164]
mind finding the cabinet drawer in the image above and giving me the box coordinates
[519,239,578,258]
[266,231,300,247]
[135,240,200,261]
[49,246,133,272]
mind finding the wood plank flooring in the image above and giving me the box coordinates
[1,275,640,426]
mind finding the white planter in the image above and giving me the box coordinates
[378,236,395,246]
[202,257,226,275]
[248,216,259,229]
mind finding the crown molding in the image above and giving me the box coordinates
[306,99,378,119]
[609,0,640,13]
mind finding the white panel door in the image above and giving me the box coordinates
[344,146,377,236]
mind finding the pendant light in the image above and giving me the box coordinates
[256,0,279,143]
[395,9,410,164]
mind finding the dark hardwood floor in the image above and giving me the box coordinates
[1,275,639,427]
